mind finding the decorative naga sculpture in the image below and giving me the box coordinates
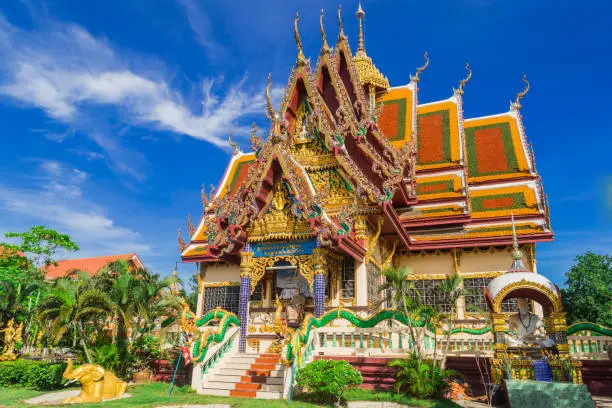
[62,359,128,403]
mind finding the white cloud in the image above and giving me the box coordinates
[176,0,225,58]
[0,13,280,176]
[0,161,152,257]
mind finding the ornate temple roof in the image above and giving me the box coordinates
[181,5,552,263]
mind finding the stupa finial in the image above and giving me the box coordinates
[356,2,365,53]
[508,213,529,272]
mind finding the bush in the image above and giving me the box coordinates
[296,359,362,406]
[0,360,66,390]
[389,354,459,399]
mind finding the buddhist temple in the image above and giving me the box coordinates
[179,5,555,398]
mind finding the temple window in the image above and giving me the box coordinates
[203,284,240,315]
[366,262,382,307]
[463,277,519,313]
[251,281,263,302]
[410,279,453,313]
[341,256,355,298]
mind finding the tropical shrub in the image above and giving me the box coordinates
[0,360,66,390]
[296,359,362,406]
[389,354,459,399]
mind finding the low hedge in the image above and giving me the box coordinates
[0,360,66,390]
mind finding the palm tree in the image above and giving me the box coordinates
[438,272,464,370]
[94,261,183,344]
[380,267,424,358]
[38,272,111,363]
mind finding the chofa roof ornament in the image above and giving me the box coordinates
[410,51,430,83]
[511,74,530,111]
[454,62,472,96]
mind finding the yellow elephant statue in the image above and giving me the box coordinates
[62,359,128,403]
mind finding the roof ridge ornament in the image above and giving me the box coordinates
[228,129,240,155]
[320,9,331,54]
[265,73,276,123]
[511,74,530,111]
[454,62,472,96]
[356,2,365,54]
[337,5,346,40]
[410,51,430,83]
[177,227,186,252]
[294,12,307,66]
[201,183,209,209]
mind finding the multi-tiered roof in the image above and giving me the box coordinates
[181,5,551,263]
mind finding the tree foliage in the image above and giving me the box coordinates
[561,252,612,326]
[2,225,79,268]
[296,359,362,406]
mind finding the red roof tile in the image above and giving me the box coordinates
[44,253,144,279]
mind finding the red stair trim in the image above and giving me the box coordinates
[229,389,257,398]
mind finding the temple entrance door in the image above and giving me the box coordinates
[268,260,313,327]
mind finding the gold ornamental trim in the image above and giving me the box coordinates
[251,255,314,294]
[491,279,562,314]
[202,281,240,288]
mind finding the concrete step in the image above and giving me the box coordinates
[227,355,259,363]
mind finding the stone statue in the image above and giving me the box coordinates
[0,318,22,361]
[62,359,128,403]
[507,298,554,347]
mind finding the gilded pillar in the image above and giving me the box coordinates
[239,251,253,353]
[492,313,509,358]
[313,248,327,317]
[546,312,570,356]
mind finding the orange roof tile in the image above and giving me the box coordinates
[44,253,144,279]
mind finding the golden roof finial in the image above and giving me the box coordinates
[356,2,365,54]
[265,73,275,122]
[513,74,530,110]
[338,5,346,40]
[177,227,186,252]
[228,129,239,155]
[187,213,195,237]
[294,12,306,66]
[410,51,430,83]
[320,9,330,53]
[455,62,472,95]
[201,183,209,209]
[250,121,263,152]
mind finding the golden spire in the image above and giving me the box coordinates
[228,129,239,155]
[265,73,275,122]
[513,74,530,110]
[353,2,389,93]
[356,2,365,54]
[455,62,472,95]
[410,52,430,83]
[294,12,306,66]
[320,9,330,53]
[337,5,346,40]
[509,213,528,272]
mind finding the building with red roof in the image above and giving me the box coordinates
[44,253,145,279]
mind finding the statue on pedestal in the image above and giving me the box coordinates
[0,319,22,361]
[507,298,554,347]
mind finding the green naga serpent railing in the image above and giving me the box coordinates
[283,308,492,364]
[189,308,240,363]
[567,322,612,336]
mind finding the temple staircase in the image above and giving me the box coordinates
[199,353,285,399]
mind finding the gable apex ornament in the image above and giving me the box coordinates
[454,62,472,96]
[511,74,530,111]
[320,9,331,54]
[410,51,430,83]
[294,12,307,66]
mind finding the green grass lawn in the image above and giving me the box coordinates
[0,383,460,408]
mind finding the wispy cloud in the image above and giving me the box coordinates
[177,0,225,59]
[0,12,279,178]
[0,160,152,257]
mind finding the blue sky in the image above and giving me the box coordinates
[0,0,610,284]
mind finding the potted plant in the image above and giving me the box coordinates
[562,359,574,383]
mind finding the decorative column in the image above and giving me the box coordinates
[546,312,570,356]
[313,248,327,318]
[355,262,368,307]
[195,263,207,317]
[239,251,253,353]
[491,313,509,358]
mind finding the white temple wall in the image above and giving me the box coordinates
[204,263,240,283]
